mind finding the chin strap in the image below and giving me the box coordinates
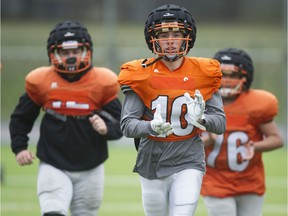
[141,56,163,68]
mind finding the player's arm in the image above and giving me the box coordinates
[90,74,123,140]
[204,91,226,134]
[9,92,40,165]
[120,89,156,138]
[254,120,284,152]
[90,98,123,140]
[201,132,217,148]
[250,92,283,153]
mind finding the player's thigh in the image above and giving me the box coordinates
[70,163,105,216]
[139,176,169,216]
[236,194,264,216]
[170,169,204,216]
[203,196,237,216]
[37,162,73,215]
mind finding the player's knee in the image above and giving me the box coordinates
[43,213,65,216]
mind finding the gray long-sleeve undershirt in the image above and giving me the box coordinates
[121,89,226,137]
[120,89,226,179]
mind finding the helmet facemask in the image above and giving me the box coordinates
[49,40,92,74]
[143,4,197,67]
[47,21,93,74]
[219,64,248,99]
[150,22,192,62]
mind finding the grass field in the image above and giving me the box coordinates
[1,144,287,216]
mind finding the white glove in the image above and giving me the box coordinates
[150,104,173,136]
[184,90,206,131]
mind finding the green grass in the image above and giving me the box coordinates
[1,144,287,216]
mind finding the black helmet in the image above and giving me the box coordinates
[47,21,93,73]
[214,48,254,98]
[144,4,197,62]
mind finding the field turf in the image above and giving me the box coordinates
[1,144,287,216]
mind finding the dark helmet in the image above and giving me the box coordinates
[144,4,197,62]
[47,21,93,73]
[214,48,254,98]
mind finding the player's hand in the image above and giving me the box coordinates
[184,90,206,131]
[241,141,255,161]
[150,104,173,136]
[89,114,108,135]
[16,150,35,166]
[201,132,217,147]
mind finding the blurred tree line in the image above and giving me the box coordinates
[2,0,285,25]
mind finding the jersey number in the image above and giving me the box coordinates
[206,132,250,171]
[52,101,90,109]
[152,95,194,136]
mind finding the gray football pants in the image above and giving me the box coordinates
[37,162,104,216]
[203,194,264,216]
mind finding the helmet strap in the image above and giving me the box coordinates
[141,56,163,68]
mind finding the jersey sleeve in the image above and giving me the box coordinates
[118,59,145,91]
[118,61,134,92]
[249,90,278,124]
[25,67,51,106]
[199,58,222,91]
[187,57,222,101]
[100,68,120,105]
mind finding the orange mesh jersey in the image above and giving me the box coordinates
[201,89,278,197]
[25,66,119,116]
[118,57,222,141]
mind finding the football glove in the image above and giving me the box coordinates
[150,104,173,136]
[184,90,206,131]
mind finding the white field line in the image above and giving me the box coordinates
[2,175,287,214]
[4,175,140,187]
[2,202,287,214]
[4,175,287,188]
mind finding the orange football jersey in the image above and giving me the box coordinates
[201,89,278,197]
[25,66,119,116]
[118,57,222,141]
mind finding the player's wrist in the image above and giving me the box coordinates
[197,118,206,125]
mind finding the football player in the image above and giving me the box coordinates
[201,48,284,216]
[9,21,123,216]
[118,4,226,216]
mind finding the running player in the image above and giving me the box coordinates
[118,4,226,216]
[201,48,283,216]
[9,20,123,216]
